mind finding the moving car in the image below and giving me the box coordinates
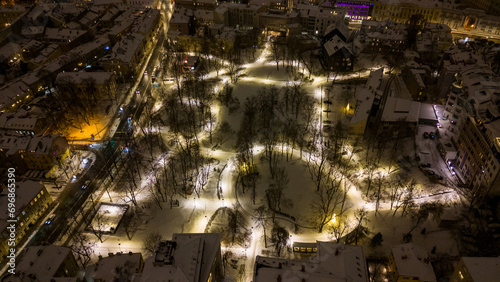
[45,213,56,224]
[82,180,90,189]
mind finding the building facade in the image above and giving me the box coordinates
[0,181,53,262]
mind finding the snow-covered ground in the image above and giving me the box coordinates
[71,42,469,282]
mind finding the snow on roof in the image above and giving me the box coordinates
[351,68,384,125]
[131,9,160,35]
[0,113,40,131]
[44,28,86,42]
[79,11,99,26]
[0,133,30,155]
[55,72,114,85]
[108,20,133,37]
[381,97,420,123]
[323,35,352,57]
[20,26,45,38]
[0,180,45,220]
[109,33,145,63]
[418,103,438,122]
[254,242,367,282]
[461,257,500,281]
[31,44,60,66]
[140,233,222,282]
[316,242,368,281]
[0,80,30,109]
[13,245,72,281]
[0,42,22,61]
[351,89,375,125]
[410,69,426,88]
[391,243,436,282]
[93,252,142,282]
[323,20,348,38]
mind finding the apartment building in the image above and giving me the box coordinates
[1,245,80,281]
[0,181,52,262]
[389,243,436,282]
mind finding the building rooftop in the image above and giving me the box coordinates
[140,233,222,282]
[460,257,500,281]
[109,33,145,63]
[254,242,368,282]
[381,97,420,123]
[351,68,384,125]
[0,180,46,233]
[13,245,72,282]
[55,72,114,85]
[93,252,142,282]
[391,243,436,282]
[44,28,86,42]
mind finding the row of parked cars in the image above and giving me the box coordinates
[419,163,444,180]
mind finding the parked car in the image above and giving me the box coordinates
[45,213,56,225]
[423,132,429,139]
[420,163,431,168]
[425,170,435,176]
[429,132,435,139]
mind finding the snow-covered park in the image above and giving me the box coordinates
[73,41,469,282]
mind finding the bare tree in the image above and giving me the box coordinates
[142,231,162,256]
[313,177,342,233]
[403,203,443,242]
[330,216,351,242]
[255,206,270,248]
[69,231,95,267]
[345,208,369,246]
[271,223,289,257]
[121,207,139,240]
[89,211,106,243]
